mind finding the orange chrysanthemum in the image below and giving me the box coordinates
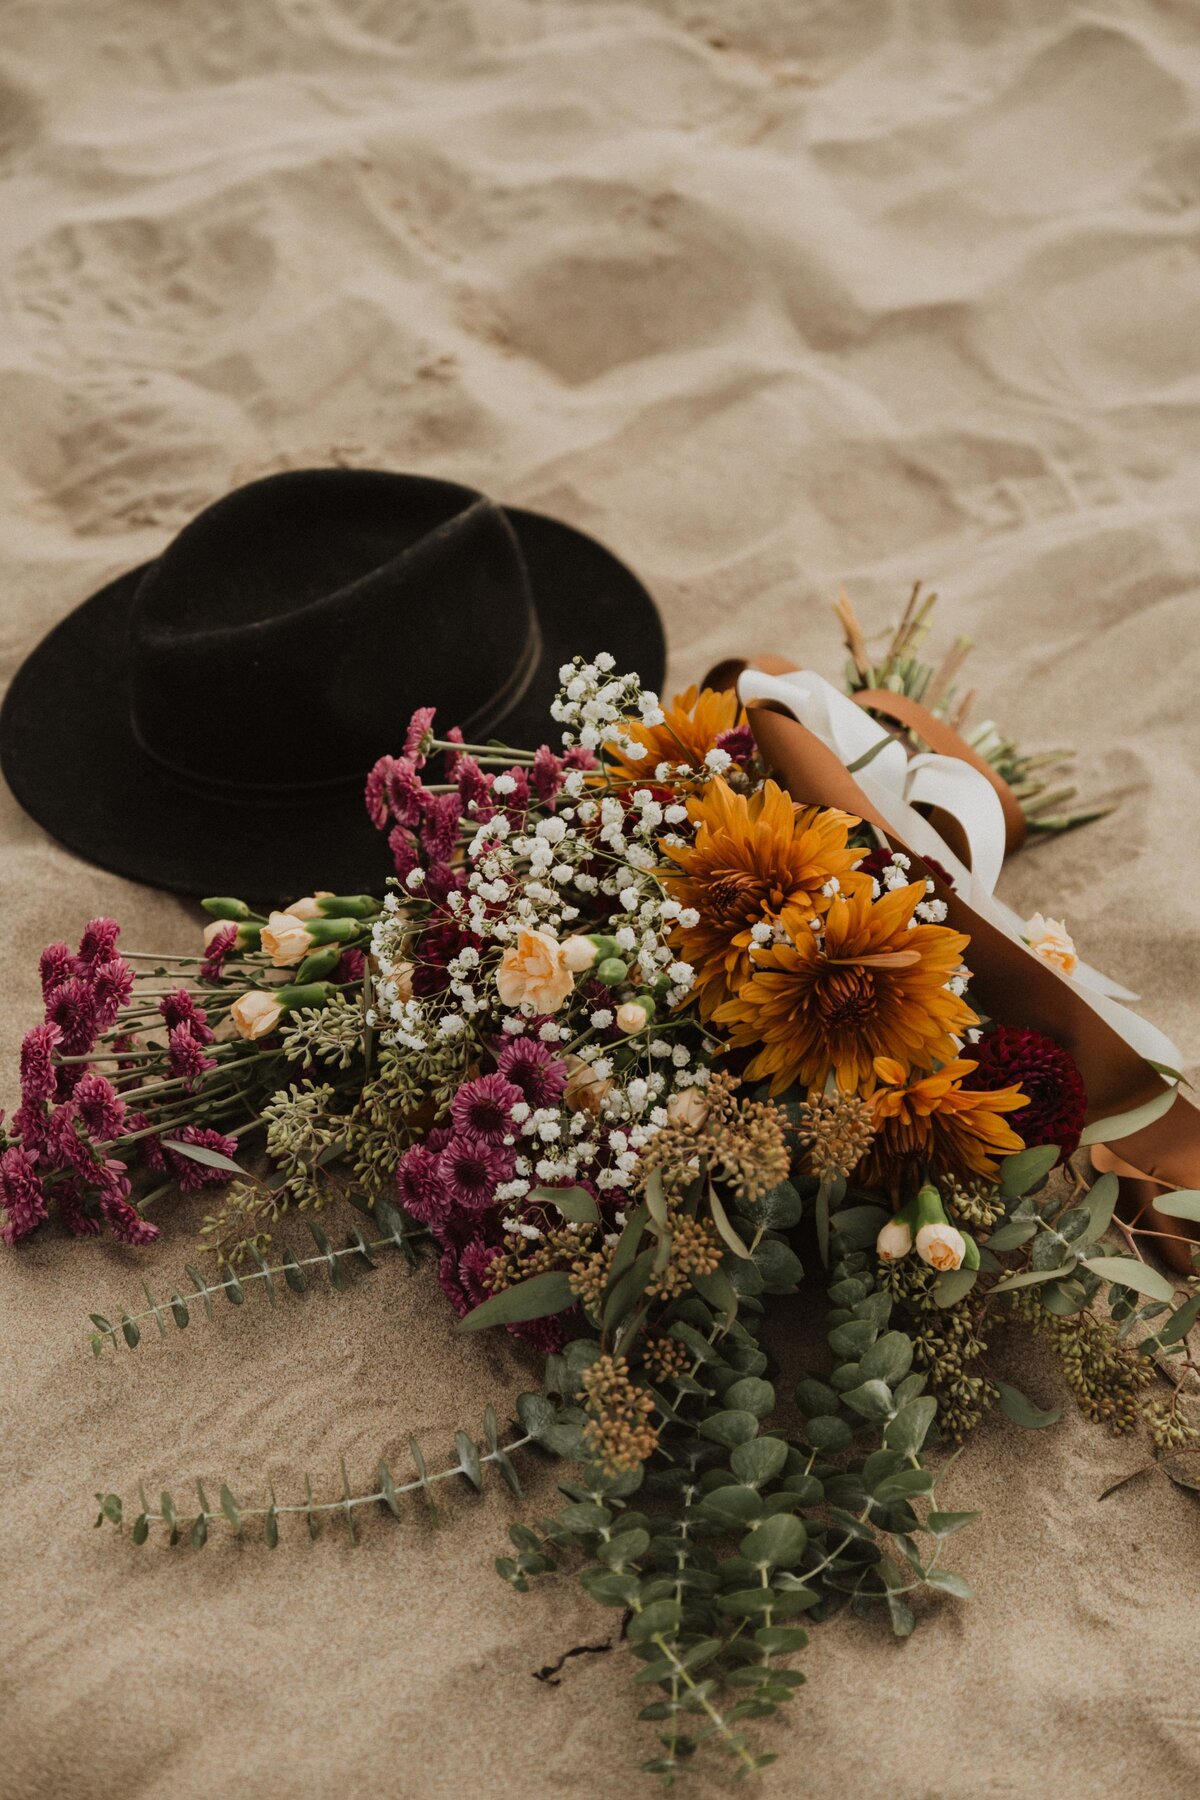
[662,777,866,1016]
[862,1055,1027,1186]
[712,881,977,1097]
[608,684,743,781]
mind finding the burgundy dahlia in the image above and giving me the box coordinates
[962,1025,1088,1160]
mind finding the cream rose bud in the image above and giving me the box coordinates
[1025,912,1079,978]
[616,1000,652,1035]
[562,935,598,973]
[260,910,313,968]
[667,1087,709,1130]
[496,926,574,1013]
[231,991,285,1041]
[916,1221,967,1272]
[563,1054,611,1115]
[876,1218,914,1262]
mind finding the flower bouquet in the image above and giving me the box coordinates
[5,599,1199,1784]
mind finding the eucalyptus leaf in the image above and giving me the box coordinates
[1150,1188,1200,1222]
[1081,1256,1175,1303]
[740,1514,807,1569]
[161,1137,246,1176]
[459,1270,576,1332]
[996,1381,1062,1429]
[999,1144,1060,1197]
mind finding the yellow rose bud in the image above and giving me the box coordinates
[231,991,285,1041]
[261,910,313,969]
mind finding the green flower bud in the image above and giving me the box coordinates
[303,916,363,946]
[315,894,381,919]
[596,956,629,987]
[275,981,337,1012]
[201,897,255,921]
[295,945,342,984]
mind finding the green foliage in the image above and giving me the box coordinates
[87,1204,428,1353]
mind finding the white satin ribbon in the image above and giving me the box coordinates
[737,665,1181,1135]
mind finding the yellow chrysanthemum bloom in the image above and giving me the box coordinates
[712,880,976,1096]
[661,777,866,1017]
[863,1055,1027,1186]
[607,684,743,781]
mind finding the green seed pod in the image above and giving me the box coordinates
[274,981,336,1012]
[596,956,629,987]
[302,916,363,946]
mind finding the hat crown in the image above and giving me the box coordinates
[127,469,540,792]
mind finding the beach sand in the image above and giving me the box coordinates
[3,3,1200,1795]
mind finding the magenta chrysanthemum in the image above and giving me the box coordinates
[200,924,238,982]
[159,989,213,1040]
[365,754,395,830]
[385,757,426,828]
[74,1073,126,1142]
[19,1022,61,1109]
[395,1144,449,1225]
[39,942,75,999]
[162,1126,240,1192]
[450,1074,522,1144]
[166,1024,216,1089]
[0,1147,48,1245]
[334,947,365,984]
[56,1177,101,1237]
[403,705,437,765]
[530,744,564,803]
[91,957,134,1029]
[44,976,99,1057]
[97,1167,159,1245]
[420,791,462,865]
[440,1135,514,1213]
[496,1038,568,1110]
[77,917,121,970]
[436,1235,501,1317]
[963,1025,1088,1160]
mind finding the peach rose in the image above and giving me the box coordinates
[231,991,285,1040]
[496,927,574,1013]
[261,910,313,968]
[1025,913,1078,978]
[667,1087,709,1130]
[563,1055,612,1116]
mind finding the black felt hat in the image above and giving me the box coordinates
[0,468,665,906]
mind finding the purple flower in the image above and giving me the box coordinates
[440,1134,514,1214]
[563,745,597,771]
[498,768,530,821]
[19,1022,61,1109]
[200,924,238,982]
[395,1144,449,1225]
[44,976,99,1057]
[455,756,493,818]
[420,790,462,865]
[45,1103,99,1180]
[530,744,564,803]
[91,957,134,1030]
[39,942,75,999]
[388,825,421,885]
[437,1235,501,1317]
[55,1178,101,1237]
[74,1073,126,1142]
[365,754,396,830]
[385,757,426,828]
[97,1167,159,1246]
[159,989,213,1040]
[442,726,465,776]
[166,1025,216,1089]
[715,723,757,766]
[161,1126,240,1192]
[334,947,365,984]
[496,1038,568,1110]
[450,1074,522,1144]
[403,705,437,765]
[0,1147,49,1245]
[77,917,121,970]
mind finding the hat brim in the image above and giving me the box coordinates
[0,506,665,907]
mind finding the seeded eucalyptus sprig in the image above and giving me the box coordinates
[87,1200,428,1353]
[94,1395,561,1548]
